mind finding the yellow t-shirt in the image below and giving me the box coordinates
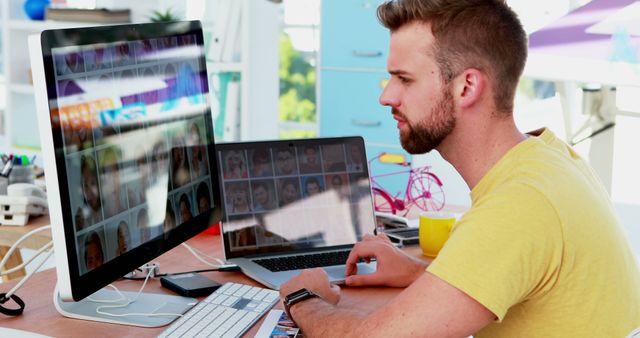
[427,128,640,337]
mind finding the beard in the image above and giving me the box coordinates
[396,87,456,154]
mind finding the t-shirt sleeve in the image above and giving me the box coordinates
[426,184,563,321]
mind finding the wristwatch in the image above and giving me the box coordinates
[283,288,318,324]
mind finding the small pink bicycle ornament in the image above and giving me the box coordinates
[369,152,445,216]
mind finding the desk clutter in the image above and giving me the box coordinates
[1,154,43,189]
[1,154,47,226]
[0,182,48,226]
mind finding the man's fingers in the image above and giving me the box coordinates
[377,232,392,242]
[345,242,381,275]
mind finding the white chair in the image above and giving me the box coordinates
[627,327,640,338]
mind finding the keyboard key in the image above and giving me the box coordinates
[233,284,251,297]
[224,283,242,295]
[264,292,279,302]
[222,296,239,307]
[253,289,271,301]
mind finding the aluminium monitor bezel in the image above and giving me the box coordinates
[30,20,223,301]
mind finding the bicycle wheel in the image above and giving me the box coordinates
[372,187,397,214]
[406,172,446,212]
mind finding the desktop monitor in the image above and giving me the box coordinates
[29,21,222,326]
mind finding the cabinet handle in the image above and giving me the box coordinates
[352,51,383,58]
[352,119,382,127]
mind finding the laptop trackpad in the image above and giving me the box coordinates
[324,262,377,283]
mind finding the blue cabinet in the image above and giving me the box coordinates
[321,0,389,69]
[319,0,409,196]
[320,70,396,144]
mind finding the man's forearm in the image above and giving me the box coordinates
[290,297,368,337]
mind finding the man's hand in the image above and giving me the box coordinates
[279,268,341,305]
[345,233,427,287]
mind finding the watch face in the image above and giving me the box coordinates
[285,288,316,306]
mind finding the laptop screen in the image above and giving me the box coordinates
[217,137,375,258]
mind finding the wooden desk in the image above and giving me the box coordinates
[0,231,423,337]
[0,215,51,282]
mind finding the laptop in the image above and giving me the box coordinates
[216,136,377,289]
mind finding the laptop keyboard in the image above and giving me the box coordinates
[254,250,351,272]
[157,282,278,338]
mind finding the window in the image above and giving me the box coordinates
[278,0,320,139]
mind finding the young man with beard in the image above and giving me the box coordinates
[278,0,640,337]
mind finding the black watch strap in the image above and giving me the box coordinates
[284,288,318,308]
[283,288,318,324]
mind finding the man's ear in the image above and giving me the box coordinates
[453,68,485,109]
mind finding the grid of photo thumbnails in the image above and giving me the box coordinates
[64,117,214,274]
[50,37,215,274]
[219,141,370,252]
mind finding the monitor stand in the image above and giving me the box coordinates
[53,284,197,327]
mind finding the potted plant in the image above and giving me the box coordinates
[149,8,181,22]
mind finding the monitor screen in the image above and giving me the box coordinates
[31,21,222,301]
[216,137,376,258]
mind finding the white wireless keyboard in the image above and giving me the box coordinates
[158,282,279,338]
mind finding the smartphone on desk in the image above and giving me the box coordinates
[384,227,419,247]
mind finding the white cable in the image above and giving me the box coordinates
[92,269,183,318]
[181,243,225,267]
[0,241,53,276]
[0,225,52,272]
[182,243,224,264]
[87,284,127,304]
[4,249,54,299]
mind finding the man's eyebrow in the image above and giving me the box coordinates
[389,69,411,76]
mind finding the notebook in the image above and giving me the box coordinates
[216,136,377,289]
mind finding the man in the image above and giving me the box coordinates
[275,148,298,176]
[279,0,640,337]
[196,182,212,214]
[178,193,193,223]
[303,177,323,197]
[299,146,322,174]
[127,146,148,207]
[115,220,130,256]
[321,144,346,172]
[74,154,102,230]
[251,148,273,177]
[171,136,191,188]
[84,231,104,272]
[99,146,127,218]
[278,178,301,207]
[252,181,276,211]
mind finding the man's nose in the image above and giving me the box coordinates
[379,80,399,108]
